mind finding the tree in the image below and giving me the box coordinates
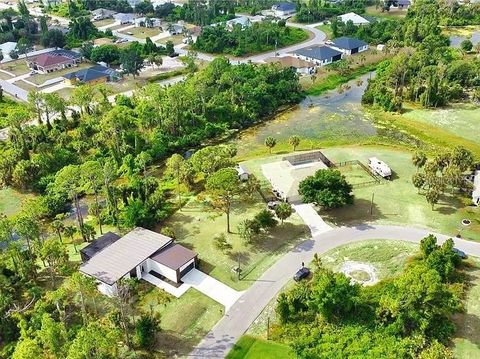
[40,238,68,285]
[275,202,293,225]
[166,153,186,203]
[165,40,174,55]
[412,151,427,171]
[37,313,68,358]
[134,314,159,349]
[64,225,78,252]
[412,172,426,193]
[206,168,240,233]
[460,39,473,53]
[299,169,354,209]
[254,209,277,230]
[213,233,232,253]
[120,48,144,78]
[189,145,233,177]
[11,338,42,359]
[265,136,277,154]
[237,219,259,243]
[90,44,121,66]
[67,321,120,359]
[288,135,300,151]
[426,187,440,210]
[81,161,104,235]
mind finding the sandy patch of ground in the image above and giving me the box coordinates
[341,261,378,286]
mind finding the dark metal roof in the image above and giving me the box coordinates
[331,37,368,50]
[273,2,296,11]
[150,243,197,270]
[80,232,121,260]
[295,45,342,61]
[63,65,118,82]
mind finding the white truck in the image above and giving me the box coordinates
[368,157,392,179]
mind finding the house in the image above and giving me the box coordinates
[225,16,251,30]
[92,8,117,21]
[80,232,121,262]
[272,2,297,17]
[265,55,316,74]
[134,17,162,28]
[168,23,185,35]
[472,170,480,206]
[63,65,120,85]
[294,45,343,66]
[338,12,370,26]
[80,227,198,296]
[261,151,333,203]
[114,13,136,25]
[327,37,369,55]
[0,41,17,62]
[393,0,411,9]
[236,165,249,181]
[27,49,82,74]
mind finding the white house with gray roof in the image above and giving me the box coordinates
[80,227,197,296]
[327,37,369,55]
[294,45,343,66]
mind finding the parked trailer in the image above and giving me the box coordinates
[368,157,392,179]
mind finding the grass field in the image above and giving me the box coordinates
[159,193,308,290]
[119,27,161,39]
[0,59,30,76]
[365,5,408,19]
[453,258,480,358]
[138,286,223,357]
[227,336,295,359]
[156,34,185,46]
[336,162,376,186]
[0,187,35,216]
[241,146,480,241]
[93,19,115,28]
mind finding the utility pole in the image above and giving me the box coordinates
[267,316,270,340]
[369,192,375,215]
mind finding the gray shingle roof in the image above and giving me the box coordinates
[63,65,118,83]
[331,37,368,50]
[295,45,342,61]
[80,227,172,285]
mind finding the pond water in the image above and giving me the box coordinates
[450,31,480,48]
[235,72,377,154]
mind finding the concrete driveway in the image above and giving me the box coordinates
[182,269,243,311]
[292,203,332,236]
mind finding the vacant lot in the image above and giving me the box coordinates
[156,34,185,46]
[0,59,30,76]
[227,335,294,359]
[365,5,408,19]
[93,19,115,28]
[160,193,308,291]
[119,27,161,39]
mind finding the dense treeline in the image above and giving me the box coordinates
[0,58,302,225]
[331,17,403,45]
[193,20,308,56]
[274,236,464,358]
[295,0,367,23]
[0,1,38,44]
[362,0,480,111]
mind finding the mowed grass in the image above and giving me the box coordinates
[119,26,161,39]
[227,335,295,359]
[321,239,417,280]
[453,258,480,358]
[241,146,480,241]
[0,187,35,216]
[0,59,30,76]
[401,104,480,146]
[337,162,376,186]
[365,5,408,19]
[160,193,308,290]
[139,286,223,357]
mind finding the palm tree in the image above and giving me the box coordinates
[51,219,65,243]
[64,225,78,252]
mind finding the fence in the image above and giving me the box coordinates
[283,150,335,168]
[333,159,385,189]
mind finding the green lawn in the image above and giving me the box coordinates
[453,258,480,358]
[365,5,408,19]
[321,239,417,280]
[119,27,161,39]
[227,335,295,359]
[93,18,115,28]
[138,286,223,357]
[0,59,30,76]
[159,193,308,290]
[28,63,92,86]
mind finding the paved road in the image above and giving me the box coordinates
[189,224,480,358]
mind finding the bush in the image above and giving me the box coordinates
[134,315,159,349]
[254,209,277,230]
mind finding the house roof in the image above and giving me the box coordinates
[150,243,197,270]
[0,42,17,60]
[339,12,370,25]
[114,13,135,22]
[473,170,480,199]
[63,65,118,82]
[92,8,117,16]
[396,0,411,5]
[226,16,251,28]
[266,55,315,69]
[295,45,342,61]
[80,227,173,285]
[80,232,121,260]
[34,54,72,67]
[331,37,368,50]
[273,2,296,12]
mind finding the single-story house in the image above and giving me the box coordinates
[294,45,343,66]
[261,151,333,203]
[473,170,480,206]
[168,23,185,35]
[80,232,121,262]
[114,13,136,25]
[63,65,120,85]
[0,41,17,62]
[80,227,198,296]
[327,37,369,55]
[225,16,251,30]
[272,2,297,17]
[338,12,370,26]
[134,17,162,28]
[394,0,411,9]
[266,55,316,74]
[92,8,117,21]
[27,49,82,74]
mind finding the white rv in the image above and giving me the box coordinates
[472,170,480,206]
[368,157,392,179]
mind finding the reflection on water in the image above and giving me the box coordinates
[450,31,480,48]
[236,72,377,150]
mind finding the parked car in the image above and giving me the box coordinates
[169,52,179,58]
[293,267,310,281]
[453,248,467,259]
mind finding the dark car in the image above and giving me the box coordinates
[293,267,310,282]
[453,248,468,259]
